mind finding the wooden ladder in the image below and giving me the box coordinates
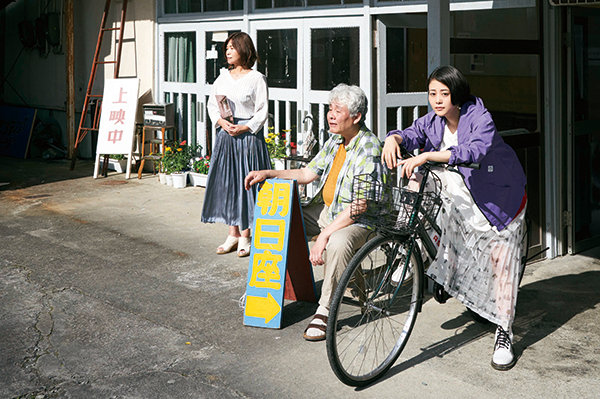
[70,0,128,171]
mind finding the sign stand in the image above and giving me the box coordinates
[244,179,317,329]
[94,78,140,179]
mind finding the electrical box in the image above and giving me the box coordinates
[143,103,174,127]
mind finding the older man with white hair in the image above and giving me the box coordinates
[245,84,387,341]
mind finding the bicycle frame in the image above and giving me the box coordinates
[373,164,438,312]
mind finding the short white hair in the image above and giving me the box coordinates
[329,84,368,124]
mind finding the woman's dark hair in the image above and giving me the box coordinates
[224,32,258,69]
[427,65,471,106]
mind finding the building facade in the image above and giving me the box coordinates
[2,0,599,259]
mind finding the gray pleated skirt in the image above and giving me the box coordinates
[201,120,271,231]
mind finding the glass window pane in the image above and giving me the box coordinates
[256,0,271,8]
[406,28,428,92]
[386,28,405,93]
[178,0,201,12]
[451,8,539,133]
[205,30,241,85]
[307,0,338,5]
[257,0,304,8]
[257,29,298,89]
[307,0,362,5]
[164,0,176,13]
[165,32,196,83]
[191,94,197,145]
[165,0,240,12]
[453,8,537,40]
[276,0,304,6]
[182,94,189,141]
[311,28,359,91]
[204,95,212,155]
[454,54,538,132]
[205,0,228,12]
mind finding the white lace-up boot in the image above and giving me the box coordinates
[492,325,516,370]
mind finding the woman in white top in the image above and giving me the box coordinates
[201,32,270,257]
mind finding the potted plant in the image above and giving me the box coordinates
[161,140,197,188]
[265,128,289,170]
[100,154,129,173]
[189,156,210,187]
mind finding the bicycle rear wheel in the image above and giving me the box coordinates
[326,235,423,386]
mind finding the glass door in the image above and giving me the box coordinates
[251,20,303,155]
[569,7,600,253]
[303,16,369,148]
[250,16,369,156]
[375,17,429,143]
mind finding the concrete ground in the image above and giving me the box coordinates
[0,157,599,399]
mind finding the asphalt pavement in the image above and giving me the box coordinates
[1,157,599,399]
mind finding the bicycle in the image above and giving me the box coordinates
[325,159,516,387]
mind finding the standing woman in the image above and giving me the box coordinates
[202,32,270,257]
[383,66,527,371]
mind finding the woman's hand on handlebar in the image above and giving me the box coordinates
[382,135,403,169]
[398,153,429,179]
[398,150,452,178]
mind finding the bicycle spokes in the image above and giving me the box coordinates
[327,235,423,386]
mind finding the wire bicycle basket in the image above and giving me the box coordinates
[349,174,442,236]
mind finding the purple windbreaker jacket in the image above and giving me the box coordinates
[387,96,526,231]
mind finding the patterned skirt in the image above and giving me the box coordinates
[200,120,271,231]
[425,167,526,331]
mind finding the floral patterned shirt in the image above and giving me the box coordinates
[306,126,387,224]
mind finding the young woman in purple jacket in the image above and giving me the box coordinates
[383,65,527,371]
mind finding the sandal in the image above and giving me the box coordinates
[303,314,328,341]
[237,237,251,258]
[216,235,238,254]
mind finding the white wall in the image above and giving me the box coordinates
[2,0,155,158]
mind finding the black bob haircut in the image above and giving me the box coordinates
[427,65,471,107]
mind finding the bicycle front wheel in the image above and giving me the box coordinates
[326,235,423,386]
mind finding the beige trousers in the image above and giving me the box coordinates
[302,203,372,308]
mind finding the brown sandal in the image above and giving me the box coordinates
[303,314,328,341]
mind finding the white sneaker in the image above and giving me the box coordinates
[391,264,413,287]
[491,325,516,370]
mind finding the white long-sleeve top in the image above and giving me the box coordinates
[207,69,269,134]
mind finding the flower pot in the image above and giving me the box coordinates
[158,172,167,185]
[189,172,208,187]
[165,174,173,186]
[171,172,187,189]
[100,158,128,173]
[273,158,285,170]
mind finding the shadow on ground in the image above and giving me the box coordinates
[357,270,600,390]
[0,157,97,191]
[281,280,323,329]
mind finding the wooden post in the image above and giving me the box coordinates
[65,0,75,159]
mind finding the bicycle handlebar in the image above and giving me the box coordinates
[399,147,481,170]
[429,161,481,170]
